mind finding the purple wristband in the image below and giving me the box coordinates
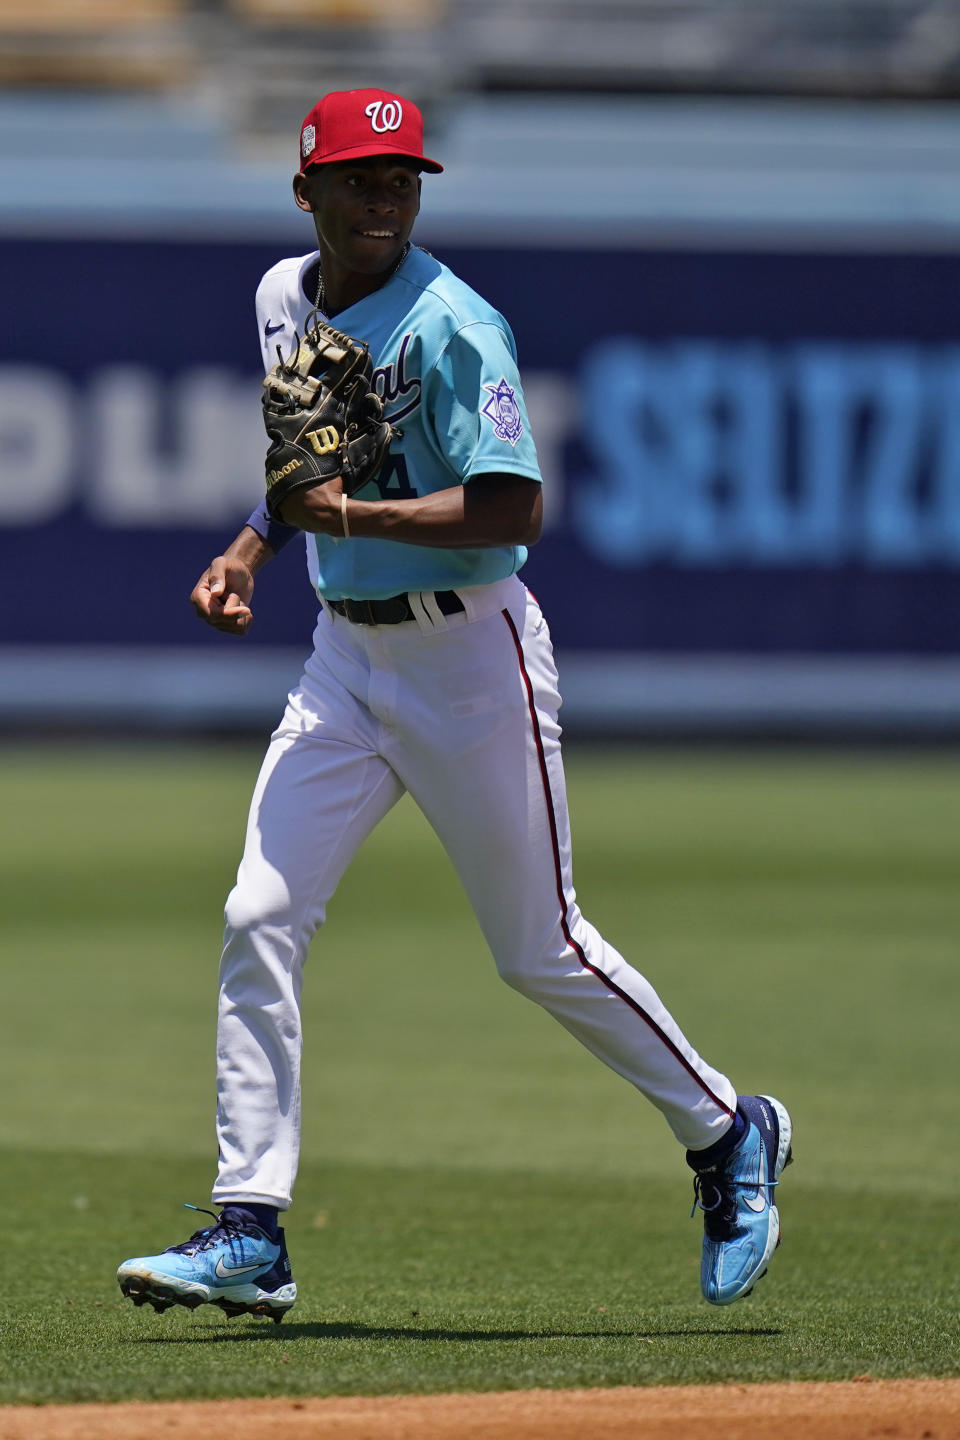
[245,500,300,555]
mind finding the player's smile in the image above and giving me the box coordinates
[352,224,401,251]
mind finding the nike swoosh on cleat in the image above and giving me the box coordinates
[743,1149,768,1213]
[214,1257,269,1278]
[264,321,284,337]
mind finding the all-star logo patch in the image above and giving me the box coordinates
[301,124,316,159]
[481,378,523,446]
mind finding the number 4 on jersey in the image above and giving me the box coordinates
[374,452,417,501]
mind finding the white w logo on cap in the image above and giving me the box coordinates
[364,99,403,134]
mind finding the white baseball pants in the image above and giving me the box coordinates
[213,576,737,1208]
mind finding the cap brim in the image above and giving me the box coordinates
[304,141,443,174]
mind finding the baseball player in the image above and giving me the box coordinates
[117,89,792,1323]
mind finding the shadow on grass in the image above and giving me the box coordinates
[135,1321,783,1345]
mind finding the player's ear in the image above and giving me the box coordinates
[293,171,316,213]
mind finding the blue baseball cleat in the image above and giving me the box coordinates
[117,1206,296,1322]
[690,1094,793,1306]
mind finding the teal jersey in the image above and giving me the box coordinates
[254,246,542,602]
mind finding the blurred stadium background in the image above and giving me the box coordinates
[2,0,960,738]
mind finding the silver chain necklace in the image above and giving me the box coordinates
[314,242,411,314]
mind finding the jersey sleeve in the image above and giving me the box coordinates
[255,274,273,372]
[254,255,310,371]
[423,321,542,484]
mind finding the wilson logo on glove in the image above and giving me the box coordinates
[266,458,304,488]
[306,426,340,455]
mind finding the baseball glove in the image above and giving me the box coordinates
[261,316,394,523]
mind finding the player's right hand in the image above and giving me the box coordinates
[190,555,255,635]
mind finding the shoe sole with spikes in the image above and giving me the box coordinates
[118,1270,296,1323]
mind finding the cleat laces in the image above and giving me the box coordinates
[690,1170,779,1240]
[166,1203,260,1258]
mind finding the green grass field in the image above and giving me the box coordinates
[2,742,959,1404]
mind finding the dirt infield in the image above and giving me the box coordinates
[1,1379,958,1440]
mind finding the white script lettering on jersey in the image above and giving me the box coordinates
[372,333,421,423]
[364,100,402,134]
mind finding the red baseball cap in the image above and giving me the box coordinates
[299,88,443,174]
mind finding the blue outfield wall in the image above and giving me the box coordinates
[2,236,959,667]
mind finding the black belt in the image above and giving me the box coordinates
[328,590,465,626]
